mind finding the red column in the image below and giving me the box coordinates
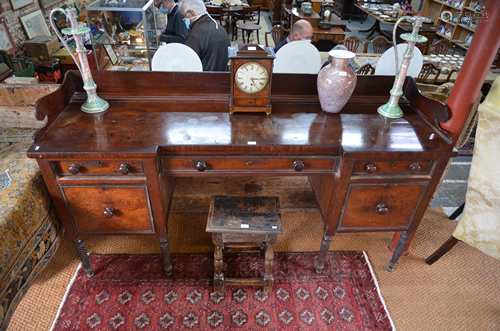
[440,1,500,145]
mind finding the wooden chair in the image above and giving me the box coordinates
[367,36,392,54]
[446,68,459,82]
[417,62,441,85]
[234,5,262,44]
[265,25,289,47]
[206,5,228,30]
[356,63,375,75]
[339,36,368,53]
[430,39,456,55]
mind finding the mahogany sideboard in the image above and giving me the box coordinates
[27,71,457,277]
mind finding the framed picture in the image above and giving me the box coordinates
[20,10,51,39]
[103,44,118,65]
[9,0,34,11]
[0,18,17,55]
[39,0,62,10]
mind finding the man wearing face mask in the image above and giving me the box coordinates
[181,0,231,71]
[273,20,313,54]
[158,0,188,43]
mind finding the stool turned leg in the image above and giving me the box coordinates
[213,233,224,293]
[259,243,266,259]
[263,235,277,293]
[316,235,332,274]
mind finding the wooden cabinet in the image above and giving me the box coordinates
[339,182,427,230]
[270,0,291,26]
[332,0,355,19]
[28,71,457,278]
[253,0,271,10]
[423,0,488,51]
[61,185,154,233]
[160,156,338,175]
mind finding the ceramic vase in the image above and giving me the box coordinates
[317,50,357,114]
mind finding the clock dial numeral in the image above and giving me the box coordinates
[235,62,269,95]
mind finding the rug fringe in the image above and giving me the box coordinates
[49,261,83,331]
[363,251,397,331]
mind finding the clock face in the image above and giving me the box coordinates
[235,62,269,94]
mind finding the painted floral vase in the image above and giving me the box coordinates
[317,50,357,114]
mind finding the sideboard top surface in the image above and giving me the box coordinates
[27,71,456,158]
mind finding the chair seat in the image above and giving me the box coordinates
[237,23,261,31]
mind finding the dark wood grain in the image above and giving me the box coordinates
[28,70,459,275]
[61,185,153,233]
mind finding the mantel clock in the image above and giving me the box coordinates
[229,44,275,115]
[319,2,335,30]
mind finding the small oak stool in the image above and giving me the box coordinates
[206,196,282,293]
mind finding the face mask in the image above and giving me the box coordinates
[184,17,191,29]
[298,35,312,43]
[159,7,168,14]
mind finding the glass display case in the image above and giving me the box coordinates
[85,0,159,71]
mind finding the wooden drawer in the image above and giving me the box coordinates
[61,185,154,234]
[57,160,144,177]
[352,160,432,177]
[338,183,426,231]
[160,156,337,175]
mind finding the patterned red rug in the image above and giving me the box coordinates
[51,252,394,330]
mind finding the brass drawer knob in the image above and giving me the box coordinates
[293,160,304,172]
[103,207,115,218]
[409,163,421,172]
[196,160,207,171]
[68,163,81,175]
[119,163,131,175]
[365,163,377,173]
[376,203,389,215]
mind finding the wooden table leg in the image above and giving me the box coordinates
[387,231,411,272]
[72,237,94,277]
[159,237,173,276]
[263,235,277,293]
[213,233,225,293]
[359,20,377,34]
[316,235,332,274]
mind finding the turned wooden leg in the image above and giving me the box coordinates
[213,233,224,293]
[159,237,172,276]
[425,236,459,265]
[387,231,411,272]
[316,235,332,274]
[72,237,94,277]
[259,243,266,260]
[263,236,277,293]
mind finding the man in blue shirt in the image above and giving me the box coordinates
[158,0,188,43]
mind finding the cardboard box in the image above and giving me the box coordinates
[24,35,61,62]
